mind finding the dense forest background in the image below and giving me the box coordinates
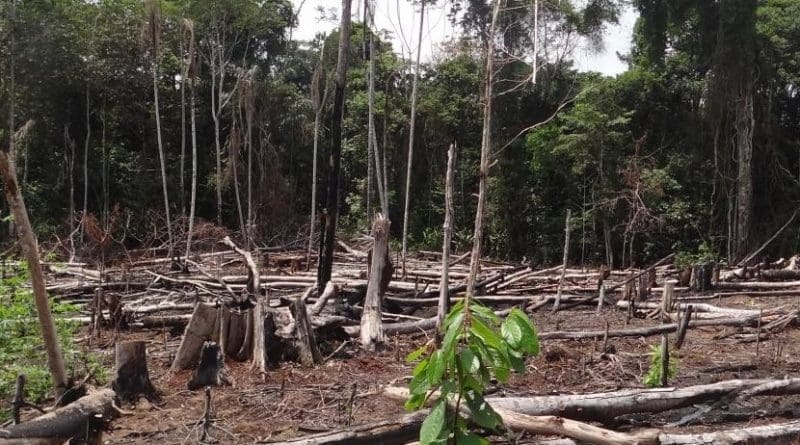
[1,0,799,268]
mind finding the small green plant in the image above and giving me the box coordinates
[0,262,106,421]
[642,343,678,388]
[405,299,540,444]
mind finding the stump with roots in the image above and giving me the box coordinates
[112,341,161,404]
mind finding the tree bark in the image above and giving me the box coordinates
[0,149,68,395]
[436,143,456,340]
[112,341,160,403]
[317,0,353,288]
[172,302,218,370]
[361,214,391,351]
[400,0,426,274]
[308,42,328,268]
[291,297,322,366]
[466,0,501,296]
[187,342,233,390]
[0,388,115,444]
[553,209,571,311]
[147,0,173,258]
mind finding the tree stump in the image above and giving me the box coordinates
[188,342,233,390]
[637,274,649,302]
[362,214,392,351]
[112,341,160,404]
[172,303,218,371]
[690,264,713,291]
[291,298,322,366]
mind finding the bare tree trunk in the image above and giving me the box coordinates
[362,214,391,351]
[368,1,387,216]
[308,43,328,267]
[185,75,198,259]
[532,0,538,85]
[245,71,255,248]
[179,28,187,215]
[82,83,90,243]
[0,148,68,395]
[66,126,76,257]
[184,18,198,259]
[147,1,173,257]
[735,82,754,261]
[212,62,223,227]
[436,143,456,342]
[365,0,373,222]
[400,0,426,276]
[6,0,15,237]
[317,0,353,287]
[553,209,571,311]
[466,0,501,296]
[101,105,108,226]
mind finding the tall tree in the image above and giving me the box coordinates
[401,0,426,275]
[318,0,353,287]
[144,0,173,257]
[467,0,501,295]
[183,18,199,259]
[308,40,329,264]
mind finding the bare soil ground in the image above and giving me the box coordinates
[94,292,800,444]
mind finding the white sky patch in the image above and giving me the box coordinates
[290,0,636,76]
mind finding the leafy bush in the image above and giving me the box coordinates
[675,241,720,268]
[405,300,540,444]
[0,262,105,421]
[642,343,678,388]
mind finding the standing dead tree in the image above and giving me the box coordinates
[436,143,457,341]
[361,214,392,351]
[317,0,353,288]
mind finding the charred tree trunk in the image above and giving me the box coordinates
[291,297,322,366]
[317,0,353,288]
[112,341,160,403]
[188,342,233,390]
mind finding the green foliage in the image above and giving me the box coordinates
[406,300,539,443]
[642,343,678,388]
[0,263,106,422]
[675,241,720,268]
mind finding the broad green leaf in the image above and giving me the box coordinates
[456,430,490,445]
[405,392,426,411]
[445,300,466,327]
[508,309,539,355]
[427,350,446,386]
[441,311,464,356]
[420,399,447,445]
[470,303,500,326]
[409,359,431,396]
[458,349,480,375]
[406,345,428,363]
[465,391,502,430]
[501,316,524,350]
[470,317,503,351]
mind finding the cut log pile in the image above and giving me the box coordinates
[27,241,800,443]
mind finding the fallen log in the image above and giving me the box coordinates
[389,378,800,422]
[0,388,115,444]
[269,411,427,445]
